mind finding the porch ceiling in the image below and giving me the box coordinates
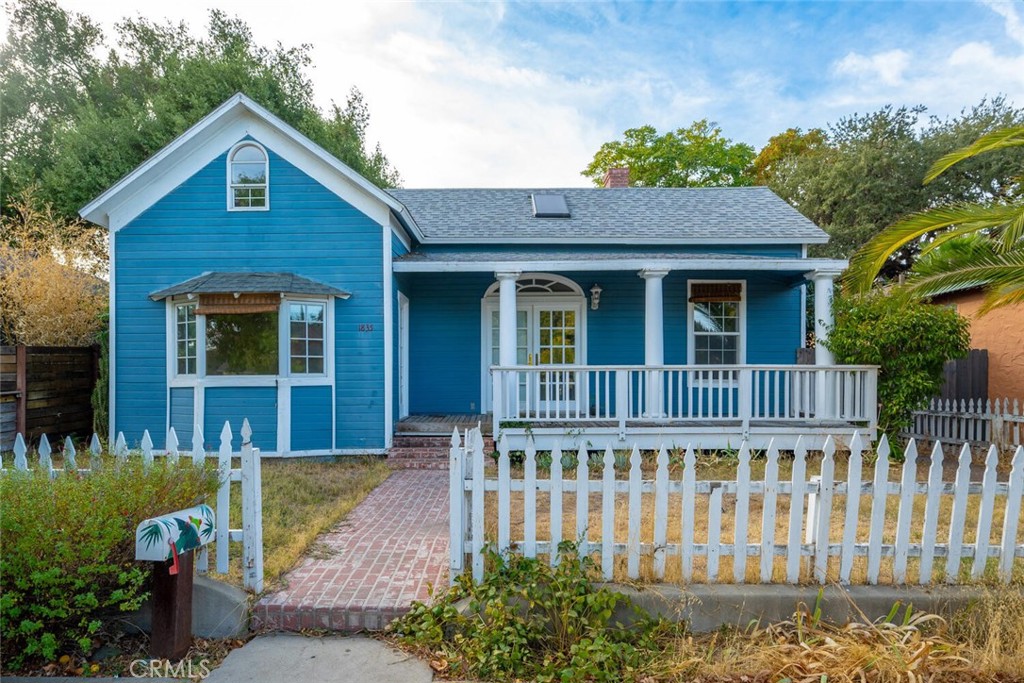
[392,251,847,275]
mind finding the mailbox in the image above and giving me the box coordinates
[136,504,215,563]
[135,504,215,660]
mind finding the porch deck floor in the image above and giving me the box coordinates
[398,414,861,433]
[253,469,448,633]
[397,414,493,435]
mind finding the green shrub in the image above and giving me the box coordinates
[824,290,971,442]
[0,457,220,669]
[389,544,680,682]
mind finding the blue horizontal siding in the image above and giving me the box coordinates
[114,141,385,450]
[169,387,194,447]
[407,272,493,414]
[205,387,277,452]
[291,385,332,450]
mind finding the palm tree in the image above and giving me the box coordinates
[845,126,1024,313]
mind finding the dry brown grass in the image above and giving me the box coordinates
[0,190,107,345]
[484,447,1024,585]
[665,605,991,682]
[947,587,1024,679]
[219,456,391,587]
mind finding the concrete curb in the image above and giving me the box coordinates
[605,583,989,632]
[123,575,251,638]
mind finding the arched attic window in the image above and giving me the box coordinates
[228,142,269,210]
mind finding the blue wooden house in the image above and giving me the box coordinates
[82,94,877,455]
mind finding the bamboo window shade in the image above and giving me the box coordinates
[196,293,280,315]
[688,282,742,303]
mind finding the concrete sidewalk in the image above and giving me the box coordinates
[205,634,432,683]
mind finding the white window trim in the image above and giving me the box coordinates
[226,141,270,212]
[686,279,747,366]
[167,294,333,387]
[170,301,199,377]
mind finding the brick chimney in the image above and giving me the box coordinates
[602,167,629,188]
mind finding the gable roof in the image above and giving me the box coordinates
[387,186,828,244]
[79,93,420,236]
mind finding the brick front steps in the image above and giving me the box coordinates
[388,433,495,470]
[254,469,449,633]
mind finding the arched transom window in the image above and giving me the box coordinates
[228,142,268,210]
[484,274,583,297]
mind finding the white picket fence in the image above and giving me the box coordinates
[450,429,1024,586]
[906,397,1023,447]
[2,419,264,592]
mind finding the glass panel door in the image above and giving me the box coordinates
[486,303,581,416]
[535,307,577,411]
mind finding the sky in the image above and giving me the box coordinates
[16,0,1024,188]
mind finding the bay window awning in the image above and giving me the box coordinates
[149,272,350,303]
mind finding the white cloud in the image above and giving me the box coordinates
[834,49,911,87]
[20,0,1024,188]
[981,0,1024,47]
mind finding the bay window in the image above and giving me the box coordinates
[171,297,330,379]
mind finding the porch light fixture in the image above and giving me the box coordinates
[590,284,603,310]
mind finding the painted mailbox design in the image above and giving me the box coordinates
[135,504,215,562]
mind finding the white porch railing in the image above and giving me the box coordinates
[492,364,878,436]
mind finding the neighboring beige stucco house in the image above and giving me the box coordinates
[935,289,1024,401]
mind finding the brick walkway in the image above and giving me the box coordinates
[253,469,449,632]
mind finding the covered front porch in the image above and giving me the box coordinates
[490,364,876,450]
[393,250,877,451]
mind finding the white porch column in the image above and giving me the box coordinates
[640,268,669,365]
[807,268,842,420]
[640,268,670,417]
[807,269,841,365]
[496,271,520,366]
[494,271,520,425]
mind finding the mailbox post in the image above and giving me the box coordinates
[135,504,215,660]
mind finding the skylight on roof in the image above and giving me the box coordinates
[531,193,570,218]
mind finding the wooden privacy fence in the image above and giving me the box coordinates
[0,345,99,451]
[906,398,1023,448]
[2,419,264,592]
[450,429,1024,586]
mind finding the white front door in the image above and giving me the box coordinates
[484,302,582,413]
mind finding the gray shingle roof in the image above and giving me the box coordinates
[387,186,826,243]
[149,272,350,300]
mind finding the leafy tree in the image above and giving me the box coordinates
[823,290,970,441]
[0,190,107,346]
[750,127,826,185]
[846,125,1024,313]
[581,120,755,187]
[767,106,931,271]
[1,0,400,220]
[765,99,1024,276]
